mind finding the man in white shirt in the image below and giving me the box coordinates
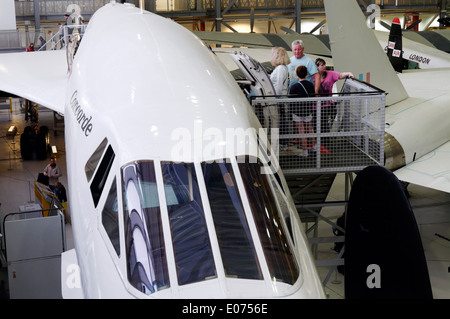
[43,157,62,191]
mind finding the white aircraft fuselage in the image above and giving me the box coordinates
[59,3,324,298]
[383,68,450,190]
[374,30,450,69]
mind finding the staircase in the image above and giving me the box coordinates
[285,173,338,224]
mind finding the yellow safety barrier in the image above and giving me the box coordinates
[34,181,61,217]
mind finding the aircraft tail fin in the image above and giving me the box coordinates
[324,0,408,106]
[387,17,405,73]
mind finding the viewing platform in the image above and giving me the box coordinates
[252,78,386,175]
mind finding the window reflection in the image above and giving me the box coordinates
[237,156,299,285]
[85,138,108,182]
[90,144,115,207]
[121,156,299,294]
[122,161,169,295]
[102,177,120,256]
[202,161,262,280]
[161,162,216,285]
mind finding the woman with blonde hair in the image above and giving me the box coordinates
[270,47,290,97]
[268,47,290,152]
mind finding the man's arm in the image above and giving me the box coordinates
[54,166,62,178]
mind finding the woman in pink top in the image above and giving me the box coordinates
[314,58,354,132]
[315,58,354,95]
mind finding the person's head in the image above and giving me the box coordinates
[291,40,305,59]
[29,43,34,48]
[315,58,327,75]
[50,157,56,167]
[296,65,308,80]
[56,182,62,189]
[270,47,290,67]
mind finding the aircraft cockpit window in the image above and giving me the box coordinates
[122,161,170,295]
[161,162,217,285]
[102,177,120,256]
[237,156,299,285]
[90,144,115,207]
[85,138,108,182]
[269,176,294,239]
[201,160,262,280]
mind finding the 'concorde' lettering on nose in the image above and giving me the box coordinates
[70,91,93,137]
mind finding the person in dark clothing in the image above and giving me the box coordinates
[289,65,316,157]
[55,182,68,222]
[55,182,67,202]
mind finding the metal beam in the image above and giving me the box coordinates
[222,0,237,16]
[34,0,41,44]
[294,0,301,33]
[215,0,221,32]
[440,0,447,29]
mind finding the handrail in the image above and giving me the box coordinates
[37,24,86,53]
[37,29,63,51]
[1,207,65,255]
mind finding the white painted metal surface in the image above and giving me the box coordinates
[0,2,325,299]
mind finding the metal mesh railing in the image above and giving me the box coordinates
[252,78,385,174]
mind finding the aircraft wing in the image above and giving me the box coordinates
[403,29,450,53]
[195,25,450,70]
[0,50,67,114]
[394,141,450,193]
[194,31,332,57]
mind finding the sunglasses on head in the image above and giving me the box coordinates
[315,58,325,66]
